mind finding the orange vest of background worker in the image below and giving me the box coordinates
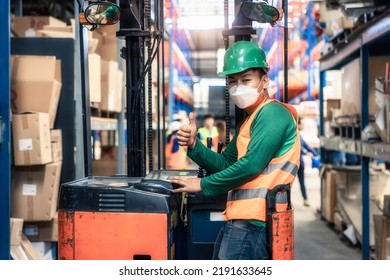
[223,100,300,222]
[166,121,188,170]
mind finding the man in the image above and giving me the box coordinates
[198,114,219,151]
[171,40,300,260]
[297,118,319,207]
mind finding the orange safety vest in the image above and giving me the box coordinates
[166,133,188,170]
[223,100,300,222]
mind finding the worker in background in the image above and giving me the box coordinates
[171,40,300,260]
[215,119,231,151]
[297,118,319,207]
[165,120,188,170]
[198,114,219,151]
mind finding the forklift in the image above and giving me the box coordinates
[57,0,293,260]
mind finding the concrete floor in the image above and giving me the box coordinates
[292,171,362,260]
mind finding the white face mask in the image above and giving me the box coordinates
[229,81,263,109]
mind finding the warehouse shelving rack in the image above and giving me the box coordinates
[0,0,11,260]
[0,2,125,259]
[11,37,76,185]
[165,0,195,119]
[319,9,390,260]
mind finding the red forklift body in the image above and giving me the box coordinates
[267,184,294,260]
[57,176,179,260]
[268,208,294,259]
[58,211,172,260]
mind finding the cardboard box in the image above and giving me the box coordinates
[373,215,390,260]
[114,68,124,112]
[12,112,52,166]
[341,56,390,117]
[10,218,24,246]
[24,213,58,242]
[321,169,337,223]
[386,237,390,260]
[11,55,62,128]
[10,234,43,260]
[92,146,118,176]
[36,29,74,38]
[374,87,390,143]
[95,24,118,35]
[384,195,390,218]
[89,53,102,103]
[11,162,62,221]
[93,32,118,61]
[20,234,42,260]
[324,99,341,121]
[42,25,73,33]
[100,60,122,112]
[12,16,67,37]
[10,245,29,260]
[50,129,63,163]
[335,169,361,200]
[89,38,99,54]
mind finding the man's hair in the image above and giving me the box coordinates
[252,68,267,78]
[203,114,214,120]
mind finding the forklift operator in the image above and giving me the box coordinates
[171,40,300,260]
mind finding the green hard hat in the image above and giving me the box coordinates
[218,41,269,76]
[102,5,118,18]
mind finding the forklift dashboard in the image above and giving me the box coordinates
[133,170,199,194]
[145,170,199,181]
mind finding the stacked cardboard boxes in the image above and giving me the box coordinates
[100,60,123,112]
[11,16,103,104]
[11,16,67,37]
[90,26,123,175]
[11,55,62,128]
[92,25,123,112]
[10,55,63,256]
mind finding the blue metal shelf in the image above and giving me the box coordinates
[319,8,390,260]
[320,9,390,72]
[0,1,11,260]
[321,137,390,162]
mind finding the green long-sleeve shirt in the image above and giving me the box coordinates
[188,101,297,196]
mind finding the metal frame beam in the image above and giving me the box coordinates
[0,0,11,260]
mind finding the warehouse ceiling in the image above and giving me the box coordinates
[175,0,310,79]
[10,0,312,80]
[175,0,235,78]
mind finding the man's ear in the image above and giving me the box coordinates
[262,75,270,89]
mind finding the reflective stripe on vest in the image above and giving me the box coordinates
[227,188,288,204]
[261,161,299,175]
[227,187,268,201]
[223,99,300,222]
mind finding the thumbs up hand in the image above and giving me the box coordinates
[177,112,197,150]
